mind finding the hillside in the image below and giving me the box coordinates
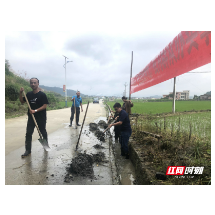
[40,85,86,97]
[5,60,63,118]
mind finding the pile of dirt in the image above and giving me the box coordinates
[66,153,94,178]
[98,120,108,129]
[92,152,106,164]
[89,123,98,131]
[93,144,105,149]
[95,130,105,141]
[64,152,106,182]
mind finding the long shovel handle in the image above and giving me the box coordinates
[76,101,90,150]
[74,98,77,128]
[103,118,118,133]
[23,91,43,139]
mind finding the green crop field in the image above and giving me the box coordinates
[106,100,211,114]
[145,111,211,140]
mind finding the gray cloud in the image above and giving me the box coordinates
[5,31,211,98]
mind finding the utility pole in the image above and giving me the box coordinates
[172,77,176,113]
[129,51,133,100]
[63,55,72,107]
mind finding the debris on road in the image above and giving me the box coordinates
[98,120,108,129]
[66,153,94,179]
[93,144,105,149]
[92,152,106,164]
[95,130,105,141]
[89,123,98,131]
[65,152,106,182]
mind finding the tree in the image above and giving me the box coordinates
[169,93,173,98]
[193,95,199,100]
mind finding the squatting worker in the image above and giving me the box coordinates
[108,103,132,159]
[69,91,83,127]
[110,110,121,141]
[19,78,49,158]
[122,96,134,115]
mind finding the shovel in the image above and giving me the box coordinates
[23,91,51,151]
[103,117,118,133]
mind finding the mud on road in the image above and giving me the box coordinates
[64,119,110,183]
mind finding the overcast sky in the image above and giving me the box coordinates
[5,31,211,97]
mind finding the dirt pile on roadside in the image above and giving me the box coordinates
[89,123,98,131]
[66,153,94,178]
[98,120,108,129]
[95,130,105,141]
[92,152,106,164]
[64,152,106,182]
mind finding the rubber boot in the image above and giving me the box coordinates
[22,142,31,158]
[69,120,72,127]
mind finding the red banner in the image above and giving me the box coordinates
[131,31,211,94]
[63,85,66,92]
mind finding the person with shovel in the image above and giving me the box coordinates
[69,91,83,127]
[108,103,132,159]
[19,77,49,158]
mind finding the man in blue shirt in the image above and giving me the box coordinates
[108,103,132,159]
[69,91,83,127]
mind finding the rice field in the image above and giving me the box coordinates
[106,100,211,140]
[146,112,211,140]
[107,100,211,114]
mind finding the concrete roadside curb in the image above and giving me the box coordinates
[108,133,119,185]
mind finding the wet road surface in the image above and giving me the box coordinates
[5,101,136,185]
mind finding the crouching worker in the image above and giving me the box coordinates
[108,103,132,159]
[19,78,49,158]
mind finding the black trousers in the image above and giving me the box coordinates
[70,106,80,124]
[114,125,121,139]
[25,117,48,152]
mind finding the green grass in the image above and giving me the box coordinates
[146,112,211,140]
[107,100,211,114]
[131,111,211,185]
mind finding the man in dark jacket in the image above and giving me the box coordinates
[122,96,134,116]
[19,78,49,158]
[108,103,132,159]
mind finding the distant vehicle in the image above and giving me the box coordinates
[93,98,99,104]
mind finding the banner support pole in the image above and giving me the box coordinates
[172,77,176,113]
[129,51,133,100]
